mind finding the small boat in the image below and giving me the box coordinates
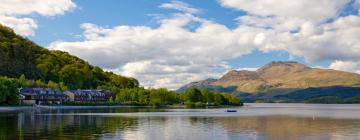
[226,109,237,112]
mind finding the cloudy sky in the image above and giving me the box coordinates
[1,0,360,89]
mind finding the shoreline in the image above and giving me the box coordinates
[0,104,241,112]
[0,106,34,112]
[2,103,358,112]
[0,105,153,112]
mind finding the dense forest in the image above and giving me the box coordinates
[305,96,360,104]
[0,24,138,90]
[0,24,242,106]
[114,88,242,107]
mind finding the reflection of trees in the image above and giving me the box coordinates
[66,107,164,114]
[0,109,140,140]
[215,116,360,140]
[0,114,19,139]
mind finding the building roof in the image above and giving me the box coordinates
[67,89,114,96]
[19,88,67,97]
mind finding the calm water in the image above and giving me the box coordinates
[1,104,360,140]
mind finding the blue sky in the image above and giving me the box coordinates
[1,0,360,89]
[29,0,240,45]
[28,0,312,68]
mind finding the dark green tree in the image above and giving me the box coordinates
[185,88,203,102]
[0,77,18,105]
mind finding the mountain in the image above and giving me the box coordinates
[178,61,360,103]
[177,78,217,91]
[0,24,138,89]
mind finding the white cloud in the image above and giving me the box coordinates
[159,1,200,14]
[50,0,360,89]
[236,16,307,32]
[221,0,360,69]
[354,0,360,11]
[329,60,360,73]
[0,16,37,36]
[49,11,259,89]
[280,15,360,62]
[220,0,348,22]
[236,67,258,71]
[0,0,76,36]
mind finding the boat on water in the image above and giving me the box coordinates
[226,109,237,112]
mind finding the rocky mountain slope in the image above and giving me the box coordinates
[179,61,360,93]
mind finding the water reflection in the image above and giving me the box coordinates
[0,108,149,140]
[216,116,360,140]
[0,105,360,140]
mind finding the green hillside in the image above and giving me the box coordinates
[0,24,138,90]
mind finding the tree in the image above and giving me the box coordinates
[137,88,150,104]
[222,93,242,106]
[185,88,202,102]
[214,93,224,106]
[59,82,68,91]
[0,77,18,105]
[35,79,46,87]
[47,80,59,89]
[18,74,29,87]
[149,88,177,105]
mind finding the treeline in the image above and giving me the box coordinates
[181,88,242,107]
[16,74,68,91]
[306,96,360,104]
[0,24,138,90]
[0,75,243,106]
[113,88,242,107]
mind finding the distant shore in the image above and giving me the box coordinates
[0,104,240,112]
[0,105,152,112]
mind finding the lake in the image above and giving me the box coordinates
[1,103,360,140]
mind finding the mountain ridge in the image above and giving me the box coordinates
[179,61,360,93]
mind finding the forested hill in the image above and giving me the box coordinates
[0,24,138,90]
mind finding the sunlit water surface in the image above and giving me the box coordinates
[1,103,360,140]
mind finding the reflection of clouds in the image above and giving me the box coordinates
[114,105,360,140]
[120,117,230,140]
[121,129,146,140]
[117,115,360,140]
[215,116,360,140]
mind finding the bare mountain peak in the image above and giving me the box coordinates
[220,69,259,81]
[257,61,309,73]
[261,61,307,68]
